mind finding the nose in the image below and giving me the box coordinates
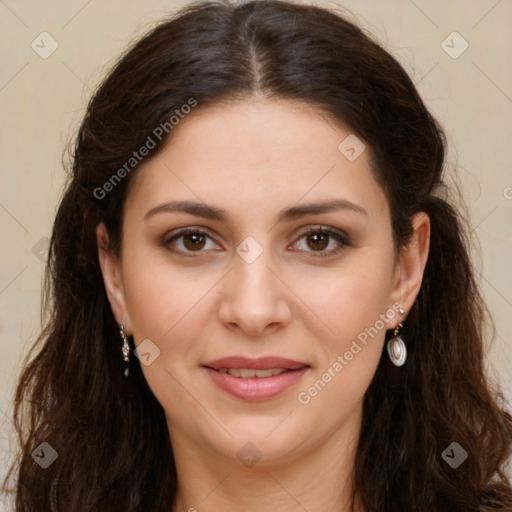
[218,243,292,338]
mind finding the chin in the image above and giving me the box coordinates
[207,416,310,466]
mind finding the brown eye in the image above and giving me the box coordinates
[182,232,207,251]
[163,228,220,256]
[305,232,329,251]
[293,226,350,258]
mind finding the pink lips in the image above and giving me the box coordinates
[202,356,310,401]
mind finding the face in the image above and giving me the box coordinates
[98,98,429,469]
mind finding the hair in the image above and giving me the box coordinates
[3,0,512,510]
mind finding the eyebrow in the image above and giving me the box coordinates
[143,198,368,222]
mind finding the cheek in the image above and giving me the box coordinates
[293,254,394,405]
[297,257,394,344]
[122,251,210,341]
[296,286,389,421]
[121,259,210,403]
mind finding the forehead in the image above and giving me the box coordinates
[125,98,389,225]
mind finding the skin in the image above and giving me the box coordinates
[97,98,430,512]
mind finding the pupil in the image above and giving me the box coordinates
[309,233,328,251]
[185,233,205,250]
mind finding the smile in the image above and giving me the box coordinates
[218,368,289,378]
[202,356,310,400]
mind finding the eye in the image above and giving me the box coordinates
[291,226,350,257]
[162,225,350,258]
[163,227,220,256]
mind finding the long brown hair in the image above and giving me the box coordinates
[4,1,512,510]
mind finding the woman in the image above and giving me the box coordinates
[4,0,512,510]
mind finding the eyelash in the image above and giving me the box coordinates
[162,225,351,259]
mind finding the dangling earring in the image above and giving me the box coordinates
[387,306,407,367]
[120,323,130,377]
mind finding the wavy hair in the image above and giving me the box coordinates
[4,1,512,510]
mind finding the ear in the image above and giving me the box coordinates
[388,211,430,325]
[96,222,133,334]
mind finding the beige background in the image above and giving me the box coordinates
[1,0,511,502]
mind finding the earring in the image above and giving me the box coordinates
[120,323,130,377]
[387,306,406,367]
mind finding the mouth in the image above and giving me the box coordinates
[216,367,292,378]
[202,356,310,401]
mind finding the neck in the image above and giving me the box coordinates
[169,408,364,512]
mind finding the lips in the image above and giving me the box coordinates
[202,356,310,400]
[203,356,308,371]
[219,368,287,378]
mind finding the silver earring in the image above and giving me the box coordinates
[387,306,406,367]
[120,323,130,377]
